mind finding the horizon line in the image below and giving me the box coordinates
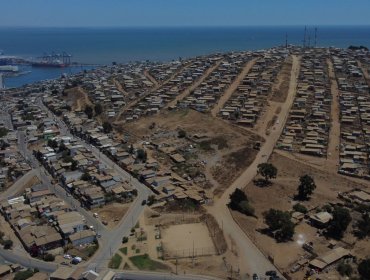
[1,24,370,29]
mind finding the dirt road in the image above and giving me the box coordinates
[166,61,222,109]
[206,55,300,277]
[143,70,159,87]
[327,58,341,168]
[211,58,257,117]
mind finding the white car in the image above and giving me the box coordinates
[63,254,72,259]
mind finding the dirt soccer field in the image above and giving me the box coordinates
[161,223,216,258]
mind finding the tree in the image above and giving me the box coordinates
[58,141,67,153]
[358,258,370,280]
[257,163,277,184]
[327,206,352,239]
[103,121,113,133]
[136,149,147,162]
[229,188,248,210]
[81,171,91,181]
[71,160,78,171]
[355,212,370,239]
[3,239,13,249]
[95,103,103,115]
[84,105,94,119]
[178,129,186,138]
[238,200,255,216]
[43,253,55,262]
[14,269,35,280]
[264,209,295,241]
[337,261,353,277]
[122,236,129,244]
[293,203,308,214]
[297,175,316,200]
[47,139,58,149]
[147,195,156,206]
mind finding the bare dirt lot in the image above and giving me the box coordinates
[95,202,130,229]
[161,223,216,257]
[123,109,263,194]
[64,86,92,111]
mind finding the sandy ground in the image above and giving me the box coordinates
[326,58,341,168]
[95,202,131,229]
[211,58,257,117]
[161,223,215,256]
[124,109,262,194]
[65,86,92,111]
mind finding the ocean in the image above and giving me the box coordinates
[1,26,370,88]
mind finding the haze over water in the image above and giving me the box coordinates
[1,26,370,87]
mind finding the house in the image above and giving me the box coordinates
[50,266,77,280]
[309,247,351,271]
[309,211,333,228]
[69,230,96,246]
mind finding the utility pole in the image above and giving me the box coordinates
[285,33,288,49]
[303,26,307,48]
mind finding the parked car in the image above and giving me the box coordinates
[266,271,277,277]
[253,273,259,280]
[141,200,147,205]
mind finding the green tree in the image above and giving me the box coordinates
[355,212,370,239]
[238,200,255,216]
[327,206,352,239]
[95,103,103,115]
[3,239,13,249]
[81,171,91,181]
[257,163,277,184]
[71,160,78,171]
[297,174,316,200]
[47,139,58,149]
[358,258,370,280]
[84,105,94,119]
[43,253,55,262]
[228,188,248,210]
[58,141,67,153]
[103,121,113,133]
[264,209,295,241]
[293,203,308,214]
[14,269,35,280]
[136,149,147,162]
[337,261,353,277]
[178,129,186,138]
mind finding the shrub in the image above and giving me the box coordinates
[293,203,308,214]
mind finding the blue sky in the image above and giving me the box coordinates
[1,0,369,27]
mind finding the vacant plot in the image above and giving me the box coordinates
[161,223,216,259]
[64,86,92,111]
[123,109,263,194]
[129,254,170,271]
[95,203,130,228]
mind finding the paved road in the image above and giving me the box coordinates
[0,248,57,273]
[207,55,300,278]
[37,97,153,271]
[114,271,224,280]
[1,169,37,199]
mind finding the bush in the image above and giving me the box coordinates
[358,258,370,280]
[3,239,13,249]
[238,201,255,216]
[122,236,129,244]
[178,129,186,138]
[293,203,307,214]
[337,261,353,277]
[43,253,55,262]
[14,269,34,280]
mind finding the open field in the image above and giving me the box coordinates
[161,223,216,258]
[94,203,130,229]
[123,109,262,194]
[64,86,92,111]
